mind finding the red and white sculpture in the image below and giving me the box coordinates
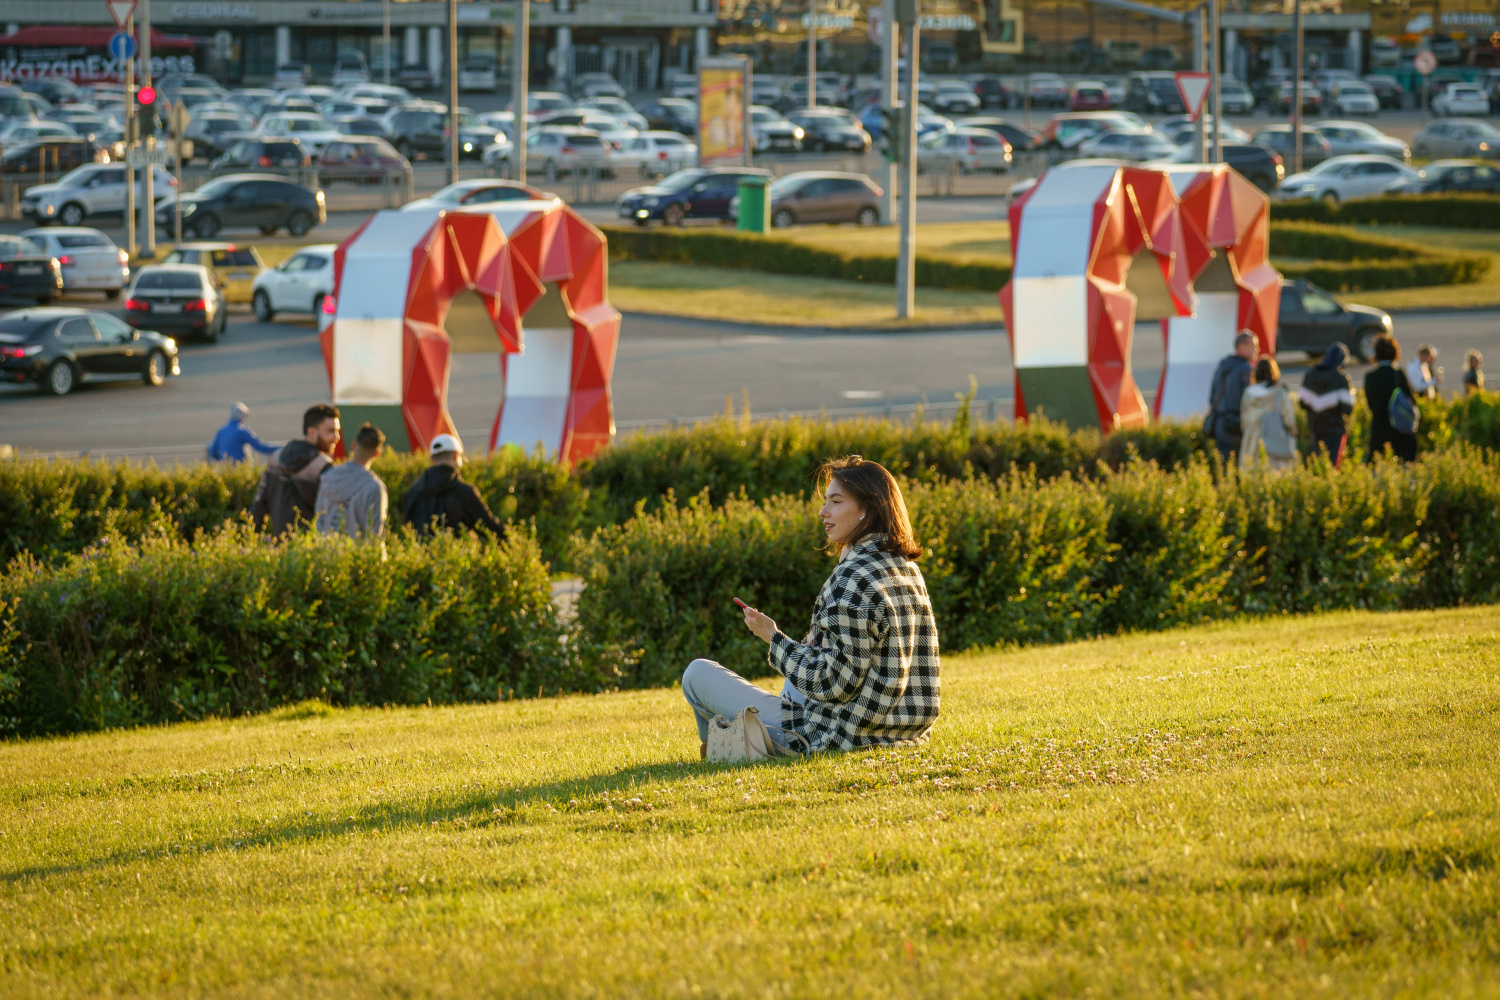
[1000,161,1280,430]
[320,198,620,464]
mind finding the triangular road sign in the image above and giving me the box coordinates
[106,0,137,29]
[1174,71,1212,121]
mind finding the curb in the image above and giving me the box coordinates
[620,310,1005,336]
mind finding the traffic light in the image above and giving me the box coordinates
[137,85,157,138]
[878,104,906,163]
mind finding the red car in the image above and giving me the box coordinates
[1069,82,1112,111]
[316,137,411,185]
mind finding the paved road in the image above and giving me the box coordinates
[3,299,1495,462]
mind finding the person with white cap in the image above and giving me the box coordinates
[400,433,506,538]
[206,402,279,463]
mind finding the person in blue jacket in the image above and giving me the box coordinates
[207,403,279,463]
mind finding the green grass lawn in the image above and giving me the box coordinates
[4,606,1499,997]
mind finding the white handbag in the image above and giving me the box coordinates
[706,707,805,763]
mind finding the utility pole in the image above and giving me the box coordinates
[124,12,136,257]
[1209,0,1222,163]
[879,0,896,224]
[1192,7,1206,163]
[806,0,817,109]
[512,0,529,180]
[383,0,391,85]
[448,0,460,183]
[1292,0,1303,176]
[140,0,155,258]
[895,1,918,319]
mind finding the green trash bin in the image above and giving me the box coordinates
[736,175,772,233]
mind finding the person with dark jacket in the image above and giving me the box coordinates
[401,434,506,537]
[1297,343,1355,466]
[1364,335,1418,463]
[251,404,341,535]
[1206,331,1256,463]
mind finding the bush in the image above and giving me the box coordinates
[0,526,585,737]
[1269,220,1490,291]
[1272,194,1500,229]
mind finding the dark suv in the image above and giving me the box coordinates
[1278,279,1393,362]
[382,106,496,160]
[156,174,325,238]
[210,138,311,176]
[616,167,772,226]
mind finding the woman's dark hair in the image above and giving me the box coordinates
[1254,357,1280,385]
[817,455,923,560]
[1373,334,1400,363]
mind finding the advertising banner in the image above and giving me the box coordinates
[697,55,750,167]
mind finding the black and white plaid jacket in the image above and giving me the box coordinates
[768,534,940,751]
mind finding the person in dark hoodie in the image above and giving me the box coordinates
[1205,332,1256,464]
[251,404,341,535]
[401,433,506,538]
[1297,343,1355,466]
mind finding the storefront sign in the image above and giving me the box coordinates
[168,2,257,19]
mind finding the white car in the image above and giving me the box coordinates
[0,121,77,145]
[1277,154,1418,203]
[916,127,1012,173]
[668,73,698,100]
[615,130,699,177]
[1329,81,1380,116]
[251,244,337,322]
[257,113,343,155]
[574,72,627,99]
[459,59,498,92]
[340,83,413,104]
[19,227,129,295]
[331,55,370,89]
[480,134,516,173]
[1076,128,1177,162]
[21,163,176,227]
[930,81,981,115]
[574,98,648,131]
[1433,85,1490,117]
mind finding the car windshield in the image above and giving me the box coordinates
[1339,83,1374,95]
[1148,78,1177,94]
[0,238,43,259]
[657,171,709,192]
[134,271,201,290]
[193,178,241,199]
[769,175,812,197]
[58,165,103,187]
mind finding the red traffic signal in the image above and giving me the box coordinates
[138,85,156,105]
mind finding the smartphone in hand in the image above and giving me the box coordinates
[733,598,749,610]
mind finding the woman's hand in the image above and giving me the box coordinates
[742,605,778,644]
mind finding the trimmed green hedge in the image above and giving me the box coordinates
[1270,220,1491,291]
[1272,194,1500,229]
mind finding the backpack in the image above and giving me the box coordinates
[1388,388,1420,436]
[1259,404,1296,460]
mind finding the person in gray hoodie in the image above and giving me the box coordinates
[315,422,388,539]
[251,404,340,536]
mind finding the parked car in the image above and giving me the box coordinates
[210,137,311,175]
[523,126,613,179]
[749,105,804,153]
[125,264,229,342]
[1027,73,1069,108]
[160,242,266,304]
[637,98,697,135]
[574,72,627,100]
[316,137,409,184]
[1327,80,1380,116]
[1363,74,1405,109]
[0,121,77,145]
[755,171,883,228]
[458,58,498,93]
[275,63,312,86]
[251,244,336,322]
[29,77,81,106]
[155,173,325,238]
[257,113,342,156]
[1039,111,1144,150]
[1077,127,1177,162]
[1218,77,1256,113]
[181,112,254,161]
[381,104,497,160]
[0,235,63,304]
[930,80,981,115]
[0,306,178,394]
[1277,154,1417,204]
[615,130,698,177]
[916,127,1012,173]
[1273,80,1322,115]
[1157,115,1251,147]
[226,87,277,117]
[1432,84,1490,117]
[1252,125,1333,168]
[1369,38,1401,69]
[20,163,175,227]
[1125,71,1185,113]
[1139,46,1177,70]
[480,135,516,174]
[1307,121,1407,162]
[955,117,1041,152]
[1162,142,1284,193]
[575,97,648,130]
[1278,279,1392,362]
[519,91,574,116]
[405,179,555,212]
[1411,118,1500,159]
[397,65,436,92]
[18,227,128,297]
[787,108,871,153]
[0,137,105,177]
[1386,158,1500,194]
[331,53,371,88]
[1068,81,1111,111]
[617,167,772,226]
[972,76,1015,108]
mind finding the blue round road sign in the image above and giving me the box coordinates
[109,31,137,62]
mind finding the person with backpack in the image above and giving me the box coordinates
[1239,357,1298,470]
[401,434,506,538]
[1297,343,1354,466]
[250,404,340,535]
[1205,332,1256,464]
[1365,334,1419,463]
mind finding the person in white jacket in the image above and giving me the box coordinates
[1239,357,1299,471]
[1405,344,1441,398]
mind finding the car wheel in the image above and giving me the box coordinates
[286,211,313,237]
[142,349,168,386]
[313,292,327,316]
[44,359,76,396]
[856,207,879,227]
[59,203,85,227]
[193,214,221,238]
[259,224,279,235]
[201,313,221,343]
[771,209,795,229]
[35,295,53,305]
[662,203,686,227]
[253,289,275,323]
[1321,190,1340,207]
[1353,328,1382,363]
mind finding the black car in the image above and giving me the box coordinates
[1363,74,1405,110]
[210,138,311,176]
[1125,72,1185,114]
[972,76,1015,108]
[1252,126,1332,169]
[156,174,326,238]
[637,98,697,135]
[398,65,437,92]
[1217,143,1284,193]
[0,306,178,396]
[1278,279,1392,362]
[382,106,497,160]
[185,114,256,161]
[955,117,1041,152]
[0,236,63,304]
[786,109,871,153]
[0,138,106,176]
[617,167,772,226]
[1387,159,1500,195]
[124,265,230,342]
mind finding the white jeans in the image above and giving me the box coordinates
[681,658,807,751]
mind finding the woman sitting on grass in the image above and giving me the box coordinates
[681,456,940,756]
